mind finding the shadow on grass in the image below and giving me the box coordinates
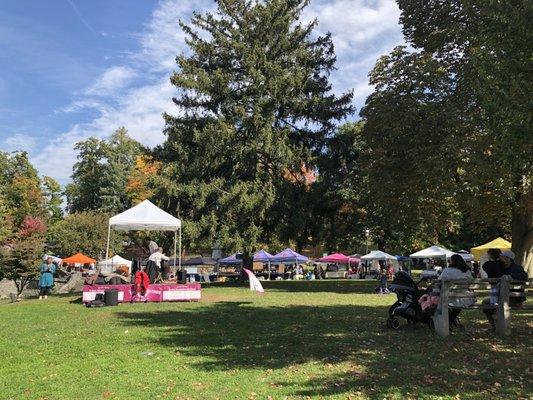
[204,279,379,294]
[116,302,531,399]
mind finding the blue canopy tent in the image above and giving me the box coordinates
[218,253,242,265]
[253,249,274,279]
[254,249,273,262]
[271,248,308,264]
[218,249,275,278]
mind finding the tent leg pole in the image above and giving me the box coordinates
[105,224,111,260]
[178,227,182,272]
[173,230,177,278]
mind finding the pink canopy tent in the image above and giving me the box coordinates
[318,252,359,264]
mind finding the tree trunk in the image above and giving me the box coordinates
[511,201,533,277]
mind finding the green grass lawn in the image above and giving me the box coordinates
[0,280,531,400]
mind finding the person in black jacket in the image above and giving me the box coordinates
[482,248,504,278]
[500,251,528,305]
[483,250,528,328]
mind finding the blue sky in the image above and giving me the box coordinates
[0,0,403,185]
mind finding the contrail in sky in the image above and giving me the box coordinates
[66,0,99,38]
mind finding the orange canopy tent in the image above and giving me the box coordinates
[63,252,96,265]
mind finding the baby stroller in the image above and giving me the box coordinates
[386,271,433,329]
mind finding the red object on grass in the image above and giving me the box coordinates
[134,270,150,294]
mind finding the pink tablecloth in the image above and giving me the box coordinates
[82,283,201,303]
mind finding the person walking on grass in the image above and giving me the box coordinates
[38,257,56,300]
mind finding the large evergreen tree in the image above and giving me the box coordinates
[155,0,353,261]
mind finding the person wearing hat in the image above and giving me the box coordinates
[499,251,527,281]
[483,250,527,328]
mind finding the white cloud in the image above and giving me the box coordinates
[31,0,405,184]
[3,133,37,152]
[304,0,401,51]
[32,0,204,183]
[84,66,137,96]
[138,0,214,71]
[303,0,405,110]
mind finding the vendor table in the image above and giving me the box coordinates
[82,283,201,303]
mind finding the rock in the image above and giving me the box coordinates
[0,279,18,299]
[56,272,84,294]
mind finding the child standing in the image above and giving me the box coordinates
[379,268,389,294]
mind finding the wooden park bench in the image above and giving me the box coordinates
[433,276,533,337]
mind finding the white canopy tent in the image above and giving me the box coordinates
[361,250,399,272]
[409,245,455,259]
[106,200,182,272]
[410,245,455,267]
[97,255,132,274]
[360,250,396,261]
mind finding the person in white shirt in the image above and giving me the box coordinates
[438,254,475,330]
[148,247,169,268]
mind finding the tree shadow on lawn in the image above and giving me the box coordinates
[116,302,531,399]
[205,279,379,294]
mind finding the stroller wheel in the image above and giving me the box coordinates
[388,317,401,330]
[428,318,435,330]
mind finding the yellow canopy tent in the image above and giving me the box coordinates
[471,237,512,261]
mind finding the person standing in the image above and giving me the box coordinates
[148,247,170,268]
[378,267,389,294]
[38,257,56,300]
[148,247,170,280]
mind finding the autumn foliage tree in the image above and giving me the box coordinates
[125,155,161,205]
[0,216,47,295]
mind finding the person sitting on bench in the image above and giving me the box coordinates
[483,250,527,329]
[438,254,475,330]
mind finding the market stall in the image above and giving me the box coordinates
[105,199,182,273]
[317,253,359,278]
[409,245,455,262]
[360,250,398,277]
[471,237,512,261]
[63,252,96,266]
[217,250,276,279]
[85,200,200,303]
[410,245,455,278]
[97,254,132,274]
[271,248,308,264]
[83,282,201,303]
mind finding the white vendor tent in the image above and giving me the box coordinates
[361,250,399,272]
[98,255,132,274]
[360,250,396,261]
[106,200,182,271]
[410,246,455,260]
